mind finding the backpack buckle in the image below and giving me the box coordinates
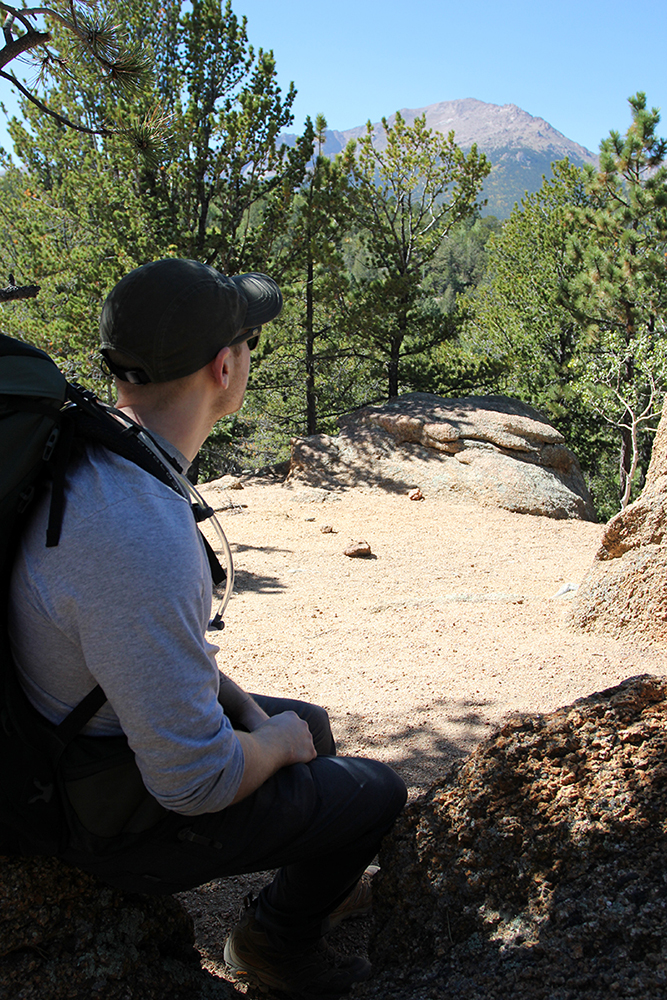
[192,502,214,523]
[42,427,60,462]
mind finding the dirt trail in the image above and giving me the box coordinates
[180,479,666,988]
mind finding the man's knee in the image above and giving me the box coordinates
[360,758,407,819]
[313,756,407,829]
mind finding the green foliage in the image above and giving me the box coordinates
[479,150,583,221]
[164,0,311,272]
[345,112,491,399]
[423,214,502,314]
[0,0,310,383]
[562,92,667,507]
[463,160,590,398]
[564,93,667,339]
[402,340,510,399]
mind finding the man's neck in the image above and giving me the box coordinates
[113,346,245,461]
[115,396,213,463]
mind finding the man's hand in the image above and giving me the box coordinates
[253,711,317,766]
[231,711,316,804]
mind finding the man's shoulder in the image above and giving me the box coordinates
[72,442,186,509]
[21,442,191,555]
[18,441,202,581]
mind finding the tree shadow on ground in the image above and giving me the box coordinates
[223,543,292,595]
[289,425,464,496]
[230,569,287,595]
[332,696,495,795]
[231,542,292,555]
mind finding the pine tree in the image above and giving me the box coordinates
[563,92,667,507]
[241,116,376,459]
[0,0,311,386]
[346,112,490,399]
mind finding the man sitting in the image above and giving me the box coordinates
[9,258,407,998]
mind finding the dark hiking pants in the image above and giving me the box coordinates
[63,695,407,947]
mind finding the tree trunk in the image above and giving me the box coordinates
[618,340,635,505]
[388,338,401,399]
[305,257,317,435]
[387,301,408,399]
[619,413,633,506]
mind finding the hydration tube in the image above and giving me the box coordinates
[168,463,235,631]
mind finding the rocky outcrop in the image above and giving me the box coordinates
[0,856,230,999]
[289,393,596,521]
[363,675,667,1000]
[571,399,667,642]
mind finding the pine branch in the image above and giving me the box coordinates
[0,4,148,98]
[0,67,112,134]
[0,24,50,68]
[0,279,40,300]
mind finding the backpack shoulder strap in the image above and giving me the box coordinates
[63,384,228,589]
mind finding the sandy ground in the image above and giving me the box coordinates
[178,477,667,991]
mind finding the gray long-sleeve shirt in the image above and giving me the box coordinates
[8,443,244,815]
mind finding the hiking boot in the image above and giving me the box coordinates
[224,901,372,999]
[328,865,379,928]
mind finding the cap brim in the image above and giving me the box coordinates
[231,273,283,330]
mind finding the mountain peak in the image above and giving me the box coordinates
[284,98,598,218]
[362,98,597,163]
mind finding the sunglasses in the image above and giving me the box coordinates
[244,326,262,351]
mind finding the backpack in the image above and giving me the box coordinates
[0,333,228,856]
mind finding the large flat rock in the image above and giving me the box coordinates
[289,393,596,521]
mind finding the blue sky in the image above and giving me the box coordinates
[0,0,665,154]
[229,0,667,153]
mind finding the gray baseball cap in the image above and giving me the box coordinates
[99,258,282,383]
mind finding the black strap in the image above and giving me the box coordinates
[46,414,75,547]
[68,402,181,496]
[54,683,107,745]
[201,533,227,586]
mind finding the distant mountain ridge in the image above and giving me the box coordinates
[283,98,599,219]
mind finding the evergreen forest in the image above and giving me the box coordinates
[1,1,667,521]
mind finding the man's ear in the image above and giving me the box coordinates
[210,346,232,388]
